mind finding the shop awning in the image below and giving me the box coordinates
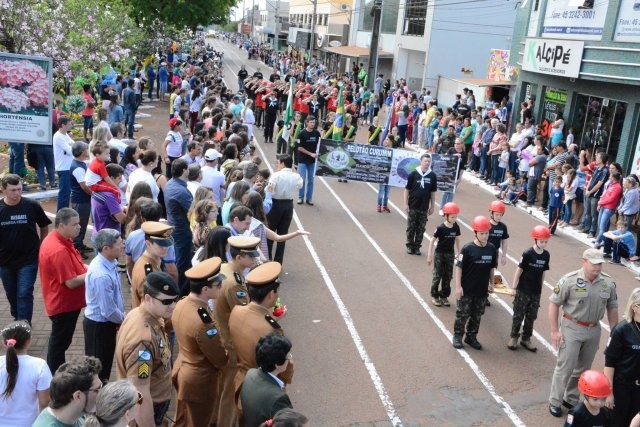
[442,77,516,87]
[322,45,393,59]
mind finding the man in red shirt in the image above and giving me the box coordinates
[39,207,89,374]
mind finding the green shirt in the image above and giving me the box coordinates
[32,408,85,427]
[461,125,474,145]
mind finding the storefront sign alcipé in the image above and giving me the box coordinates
[522,38,584,78]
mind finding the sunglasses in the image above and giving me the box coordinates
[150,295,179,306]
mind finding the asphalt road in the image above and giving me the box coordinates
[207,37,637,426]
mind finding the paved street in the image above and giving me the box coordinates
[0,38,636,426]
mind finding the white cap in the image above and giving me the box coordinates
[204,148,222,161]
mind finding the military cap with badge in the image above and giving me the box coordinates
[246,261,287,321]
[228,236,261,257]
[185,257,226,336]
[142,221,175,247]
[145,271,180,302]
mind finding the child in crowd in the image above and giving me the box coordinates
[432,129,442,153]
[84,141,121,202]
[548,176,564,234]
[566,128,575,146]
[564,370,612,426]
[603,219,636,264]
[508,225,550,352]
[498,142,510,184]
[501,177,520,204]
[560,168,578,227]
[427,202,461,307]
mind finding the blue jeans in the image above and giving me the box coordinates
[377,184,390,206]
[562,199,573,223]
[603,237,630,263]
[582,196,599,235]
[440,191,454,208]
[479,146,488,176]
[397,124,408,147]
[32,145,56,187]
[490,155,500,183]
[0,262,38,323]
[124,109,135,138]
[56,170,71,211]
[298,162,316,202]
[9,142,26,176]
[595,207,615,245]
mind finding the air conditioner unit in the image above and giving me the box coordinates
[340,3,350,11]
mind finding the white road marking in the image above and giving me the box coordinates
[321,178,525,426]
[252,142,403,426]
[363,183,559,356]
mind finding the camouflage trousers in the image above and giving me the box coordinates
[510,290,541,340]
[431,251,455,298]
[453,295,487,337]
[406,209,428,250]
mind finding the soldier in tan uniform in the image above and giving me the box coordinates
[131,221,175,307]
[115,271,179,427]
[229,261,294,421]
[216,236,260,427]
[548,248,619,418]
[172,257,229,427]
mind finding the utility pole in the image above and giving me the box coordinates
[275,0,280,51]
[251,0,255,40]
[309,0,317,64]
[366,0,382,91]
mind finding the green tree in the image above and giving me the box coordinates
[127,0,236,30]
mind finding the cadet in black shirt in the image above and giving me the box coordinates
[403,154,438,255]
[508,225,551,352]
[427,202,461,307]
[452,216,497,350]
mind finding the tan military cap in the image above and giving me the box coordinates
[142,221,175,247]
[185,257,226,283]
[228,236,260,257]
[582,248,605,264]
[246,261,282,287]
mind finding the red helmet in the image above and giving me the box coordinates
[489,200,506,214]
[471,216,491,232]
[331,88,338,94]
[578,370,611,398]
[531,225,551,240]
[442,202,460,215]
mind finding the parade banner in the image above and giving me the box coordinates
[316,139,392,184]
[316,139,460,191]
[0,52,52,145]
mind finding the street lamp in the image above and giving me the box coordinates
[309,0,317,63]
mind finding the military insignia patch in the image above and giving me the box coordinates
[554,284,560,294]
[138,362,150,379]
[265,315,282,329]
[236,291,247,298]
[138,350,152,361]
[198,307,212,323]
[206,327,218,337]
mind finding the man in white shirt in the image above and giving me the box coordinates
[53,116,75,211]
[200,149,226,215]
[266,154,303,264]
[126,150,160,204]
[107,123,129,157]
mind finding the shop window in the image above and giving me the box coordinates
[381,0,400,33]
[571,94,627,162]
[359,0,374,31]
[402,0,427,36]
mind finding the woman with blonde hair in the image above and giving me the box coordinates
[603,287,640,427]
[83,380,142,427]
[191,199,218,249]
